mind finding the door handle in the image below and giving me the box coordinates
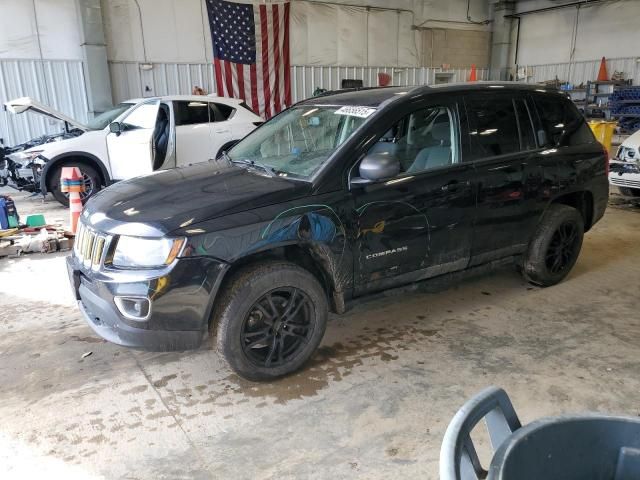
[215,129,229,134]
[441,180,470,192]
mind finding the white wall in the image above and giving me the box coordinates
[0,0,490,66]
[0,0,83,60]
[516,0,640,65]
[102,0,211,63]
[101,0,490,67]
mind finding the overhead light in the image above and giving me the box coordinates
[139,63,154,71]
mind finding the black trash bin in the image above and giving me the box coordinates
[440,386,640,480]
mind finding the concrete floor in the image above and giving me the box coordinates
[1,188,640,479]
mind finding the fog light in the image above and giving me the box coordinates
[114,296,151,321]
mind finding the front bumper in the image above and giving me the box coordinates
[609,161,640,191]
[66,253,228,351]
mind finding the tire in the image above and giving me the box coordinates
[522,204,584,287]
[215,261,328,381]
[49,162,102,207]
[619,187,640,197]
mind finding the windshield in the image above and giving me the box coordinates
[228,105,373,179]
[86,103,134,130]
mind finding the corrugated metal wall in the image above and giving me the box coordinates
[521,57,640,86]
[108,61,489,104]
[109,62,216,104]
[7,55,636,147]
[290,65,489,102]
[0,59,89,146]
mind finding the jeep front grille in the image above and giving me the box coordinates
[74,222,110,270]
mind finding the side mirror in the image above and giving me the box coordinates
[109,121,123,136]
[356,152,400,183]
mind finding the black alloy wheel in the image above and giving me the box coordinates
[521,204,584,287]
[215,261,328,381]
[241,288,314,368]
[544,221,580,274]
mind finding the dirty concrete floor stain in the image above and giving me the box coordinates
[1,189,640,479]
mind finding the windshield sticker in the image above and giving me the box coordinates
[334,106,376,118]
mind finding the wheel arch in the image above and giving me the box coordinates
[214,243,346,318]
[549,190,595,231]
[41,151,110,193]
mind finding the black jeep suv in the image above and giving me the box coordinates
[68,82,608,380]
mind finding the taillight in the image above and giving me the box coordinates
[601,142,610,175]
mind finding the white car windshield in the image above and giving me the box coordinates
[228,105,373,180]
[86,103,134,130]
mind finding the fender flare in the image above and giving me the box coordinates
[40,151,111,194]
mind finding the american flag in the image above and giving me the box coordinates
[206,0,291,119]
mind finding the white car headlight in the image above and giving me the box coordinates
[112,236,185,268]
[15,150,44,162]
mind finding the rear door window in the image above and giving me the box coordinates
[465,95,521,160]
[174,101,212,126]
[532,95,595,147]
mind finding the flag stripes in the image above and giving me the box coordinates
[206,0,291,119]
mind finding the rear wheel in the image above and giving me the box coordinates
[522,204,584,287]
[215,261,328,381]
[49,163,102,207]
[618,187,640,197]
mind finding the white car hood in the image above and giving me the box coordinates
[4,97,88,132]
[8,129,105,163]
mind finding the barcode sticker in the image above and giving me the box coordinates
[334,106,376,118]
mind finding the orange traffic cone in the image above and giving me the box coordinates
[597,57,609,82]
[469,64,477,82]
[60,166,85,233]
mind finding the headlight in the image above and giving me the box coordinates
[16,150,44,162]
[112,236,185,268]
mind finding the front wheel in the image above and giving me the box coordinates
[215,261,328,381]
[49,163,102,207]
[522,204,584,287]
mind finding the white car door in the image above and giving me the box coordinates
[174,100,217,167]
[207,102,236,156]
[106,100,160,180]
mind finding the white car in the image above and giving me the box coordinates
[609,129,640,197]
[4,95,263,205]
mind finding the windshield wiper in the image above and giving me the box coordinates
[229,157,276,178]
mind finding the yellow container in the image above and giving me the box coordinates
[588,120,616,152]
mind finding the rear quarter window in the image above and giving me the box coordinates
[533,95,595,147]
[214,103,235,121]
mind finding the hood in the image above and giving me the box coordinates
[83,162,310,236]
[4,97,88,132]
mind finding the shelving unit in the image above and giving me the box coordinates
[610,85,640,133]
[583,81,627,119]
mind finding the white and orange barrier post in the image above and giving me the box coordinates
[60,167,85,233]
